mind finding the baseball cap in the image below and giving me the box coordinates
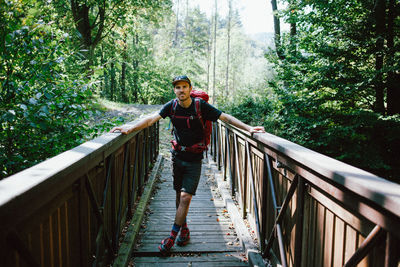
[172,75,191,87]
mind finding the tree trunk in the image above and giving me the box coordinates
[70,0,106,71]
[207,30,212,92]
[132,33,139,102]
[289,1,297,49]
[121,33,127,103]
[174,0,180,47]
[100,44,105,96]
[373,0,386,114]
[225,0,232,100]
[206,24,212,92]
[386,0,400,115]
[271,0,284,59]
[110,62,115,101]
[212,0,217,104]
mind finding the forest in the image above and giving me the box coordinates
[1,0,399,183]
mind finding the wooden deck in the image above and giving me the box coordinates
[131,157,249,266]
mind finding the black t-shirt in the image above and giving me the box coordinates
[159,97,222,161]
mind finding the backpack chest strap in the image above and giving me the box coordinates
[170,98,204,129]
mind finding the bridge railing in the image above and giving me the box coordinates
[210,120,400,267]
[0,120,159,267]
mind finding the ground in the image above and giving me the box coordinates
[98,101,171,156]
[98,102,163,122]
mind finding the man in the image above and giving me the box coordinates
[110,75,265,253]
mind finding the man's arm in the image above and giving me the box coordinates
[110,112,162,135]
[219,113,265,133]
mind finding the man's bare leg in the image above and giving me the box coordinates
[159,191,192,253]
[176,191,180,209]
[159,192,192,252]
[174,191,192,225]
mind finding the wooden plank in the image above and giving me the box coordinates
[113,156,164,267]
[133,253,248,266]
[51,209,60,267]
[134,243,243,253]
[140,232,238,239]
[139,237,239,244]
[315,203,325,267]
[133,253,248,263]
[142,224,237,232]
[29,224,42,266]
[67,188,81,267]
[333,216,345,267]
[357,234,369,267]
[323,209,334,267]
[301,192,311,267]
[78,177,90,267]
[308,187,374,236]
[344,225,357,263]
[135,262,247,267]
[41,218,51,267]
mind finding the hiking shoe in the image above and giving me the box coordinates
[176,227,190,246]
[158,237,174,254]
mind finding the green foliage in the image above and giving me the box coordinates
[262,0,400,182]
[0,0,174,179]
[219,94,278,132]
[0,1,98,179]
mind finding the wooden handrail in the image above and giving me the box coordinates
[251,132,400,218]
[0,119,159,267]
[211,120,400,267]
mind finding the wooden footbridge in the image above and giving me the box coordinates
[1,117,400,267]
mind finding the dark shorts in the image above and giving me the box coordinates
[172,156,202,195]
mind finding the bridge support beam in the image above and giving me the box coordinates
[344,225,385,267]
[263,175,299,261]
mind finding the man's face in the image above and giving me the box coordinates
[173,81,192,101]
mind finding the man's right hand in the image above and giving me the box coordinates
[110,126,130,135]
[109,113,162,135]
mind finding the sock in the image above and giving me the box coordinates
[170,223,181,240]
[182,218,188,229]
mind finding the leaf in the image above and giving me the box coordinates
[29,98,38,105]
[44,92,52,99]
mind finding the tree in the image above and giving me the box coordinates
[265,0,400,181]
[373,0,386,114]
[225,0,232,99]
[212,0,218,104]
[54,0,170,72]
[0,1,95,179]
[271,0,284,59]
[386,0,400,115]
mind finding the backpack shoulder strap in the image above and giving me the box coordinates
[194,98,201,117]
[170,99,178,117]
[194,98,204,128]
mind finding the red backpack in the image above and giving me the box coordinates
[170,89,212,153]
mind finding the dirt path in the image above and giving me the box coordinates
[101,104,163,122]
[99,103,172,157]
